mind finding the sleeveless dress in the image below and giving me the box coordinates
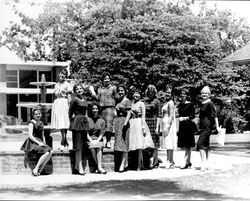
[162,100,177,150]
[128,101,154,151]
[51,81,72,129]
[114,97,132,152]
[20,121,52,154]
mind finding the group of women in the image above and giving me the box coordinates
[20,68,220,176]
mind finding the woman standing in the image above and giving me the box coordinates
[177,89,196,169]
[144,85,161,168]
[162,86,177,168]
[113,85,132,172]
[69,83,90,175]
[196,86,219,171]
[51,68,72,151]
[128,88,154,171]
[21,108,53,176]
[96,72,117,148]
[87,102,107,174]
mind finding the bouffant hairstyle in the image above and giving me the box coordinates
[117,84,127,95]
[88,101,101,118]
[145,84,157,98]
[101,72,111,81]
[32,107,42,117]
[60,68,68,78]
[73,83,83,93]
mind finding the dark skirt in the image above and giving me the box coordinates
[114,116,129,152]
[196,129,211,151]
[20,138,52,154]
[72,130,88,150]
[70,115,90,131]
[145,117,159,148]
[177,120,196,148]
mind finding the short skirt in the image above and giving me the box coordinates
[20,138,52,154]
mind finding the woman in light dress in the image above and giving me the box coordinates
[127,88,154,171]
[51,68,72,151]
[161,86,177,168]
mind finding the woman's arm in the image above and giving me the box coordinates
[141,102,146,134]
[168,101,175,126]
[96,120,106,142]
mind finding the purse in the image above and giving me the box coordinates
[217,127,226,146]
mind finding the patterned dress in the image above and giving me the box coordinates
[144,97,161,148]
[162,100,177,150]
[51,81,72,129]
[114,97,132,152]
[97,84,117,132]
[69,97,90,150]
[128,101,155,151]
[196,100,217,151]
[20,120,52,154]
[177,102,196,148]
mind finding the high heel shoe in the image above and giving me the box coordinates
[180,163,192,169]
[32,170,39,177]
[97,169,107,174]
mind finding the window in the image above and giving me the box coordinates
[6,70,18,88]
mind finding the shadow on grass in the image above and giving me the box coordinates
[0,179,245,200]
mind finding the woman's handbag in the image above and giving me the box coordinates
[217,127,226,146]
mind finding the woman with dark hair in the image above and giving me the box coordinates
[144,84,161,168]
[96,72,117,148]
[161,86,177,168]
[87,102,107,174]
[113,85,132,172]
[177,89,196,169]
[21,108,53,176]
[196,86,219,171]
[128,88,154,171]
[51,68,72,151]
[69,83,90,175]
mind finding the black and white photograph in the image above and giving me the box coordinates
[0,0,250,200]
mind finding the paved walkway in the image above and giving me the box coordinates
[0,132,250,200]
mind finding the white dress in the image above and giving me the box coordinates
[162,100,177,150]
[51,81,72,129]
[128,101,155,151]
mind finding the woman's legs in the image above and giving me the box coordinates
[75,150,85,174]
[38,150,53,173]
[185,148,191,164]
[119,152,128,172]
[60,129,68,150]
[137,149,143,171]
[205,150,210,169]
[149,148,158,168]
[166,149,174,168]
[96,148,106,173]
[200,149,206,171]
[33,152,49,174]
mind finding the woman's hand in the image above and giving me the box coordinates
[38,142,45,147]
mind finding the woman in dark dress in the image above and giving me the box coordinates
[87,102,107,174]
[69,83,90,175]
[177,89,196,169]
[196,86,219,171]
[113,85,132,172]
[144,85,161,168]
[20,108,53,176]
